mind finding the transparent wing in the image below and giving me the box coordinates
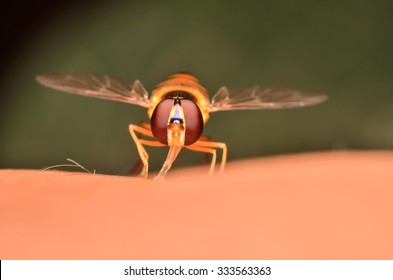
[208,85,327,112]
[36,74,151,108]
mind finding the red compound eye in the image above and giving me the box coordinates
[151,98,204,145]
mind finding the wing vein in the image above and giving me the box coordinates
[36,74,151,108]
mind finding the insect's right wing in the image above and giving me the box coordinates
[36,74,151,108]
[207,85,327,112]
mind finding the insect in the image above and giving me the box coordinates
[36,72,327,179]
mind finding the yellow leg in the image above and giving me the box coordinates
[185,145,217,175]
[128,124,165,178]
[138,121,151,130]
[186,139,227,175]
[129,124,227,178]
[155,145,183,180]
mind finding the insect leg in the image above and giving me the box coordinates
[155,145,183,180]
[128,124,165,178]
[189,140,227,175]
[197,135,213,164]
[138,121,151,130]
[185,145,217,175]
[129,121,154,175]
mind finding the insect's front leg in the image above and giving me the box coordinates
[186,139,227,175]
[185,145,217,175]
[155,145,183,180]
[128,124,165,178]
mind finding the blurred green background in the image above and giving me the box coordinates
[1,0,392,175]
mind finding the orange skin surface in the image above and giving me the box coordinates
[1,151,393,259]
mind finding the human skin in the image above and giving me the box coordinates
[1,151,392,259]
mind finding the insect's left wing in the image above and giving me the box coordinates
[208,86,327,112]
[36,74,151,108]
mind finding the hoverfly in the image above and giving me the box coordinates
[36,73,327,179]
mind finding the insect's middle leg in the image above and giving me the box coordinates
[128,124,165,178]
[185,145,217,175]
[186,139,227,175]
[129,122,152,175]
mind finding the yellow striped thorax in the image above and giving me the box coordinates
[147,73,210,123]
